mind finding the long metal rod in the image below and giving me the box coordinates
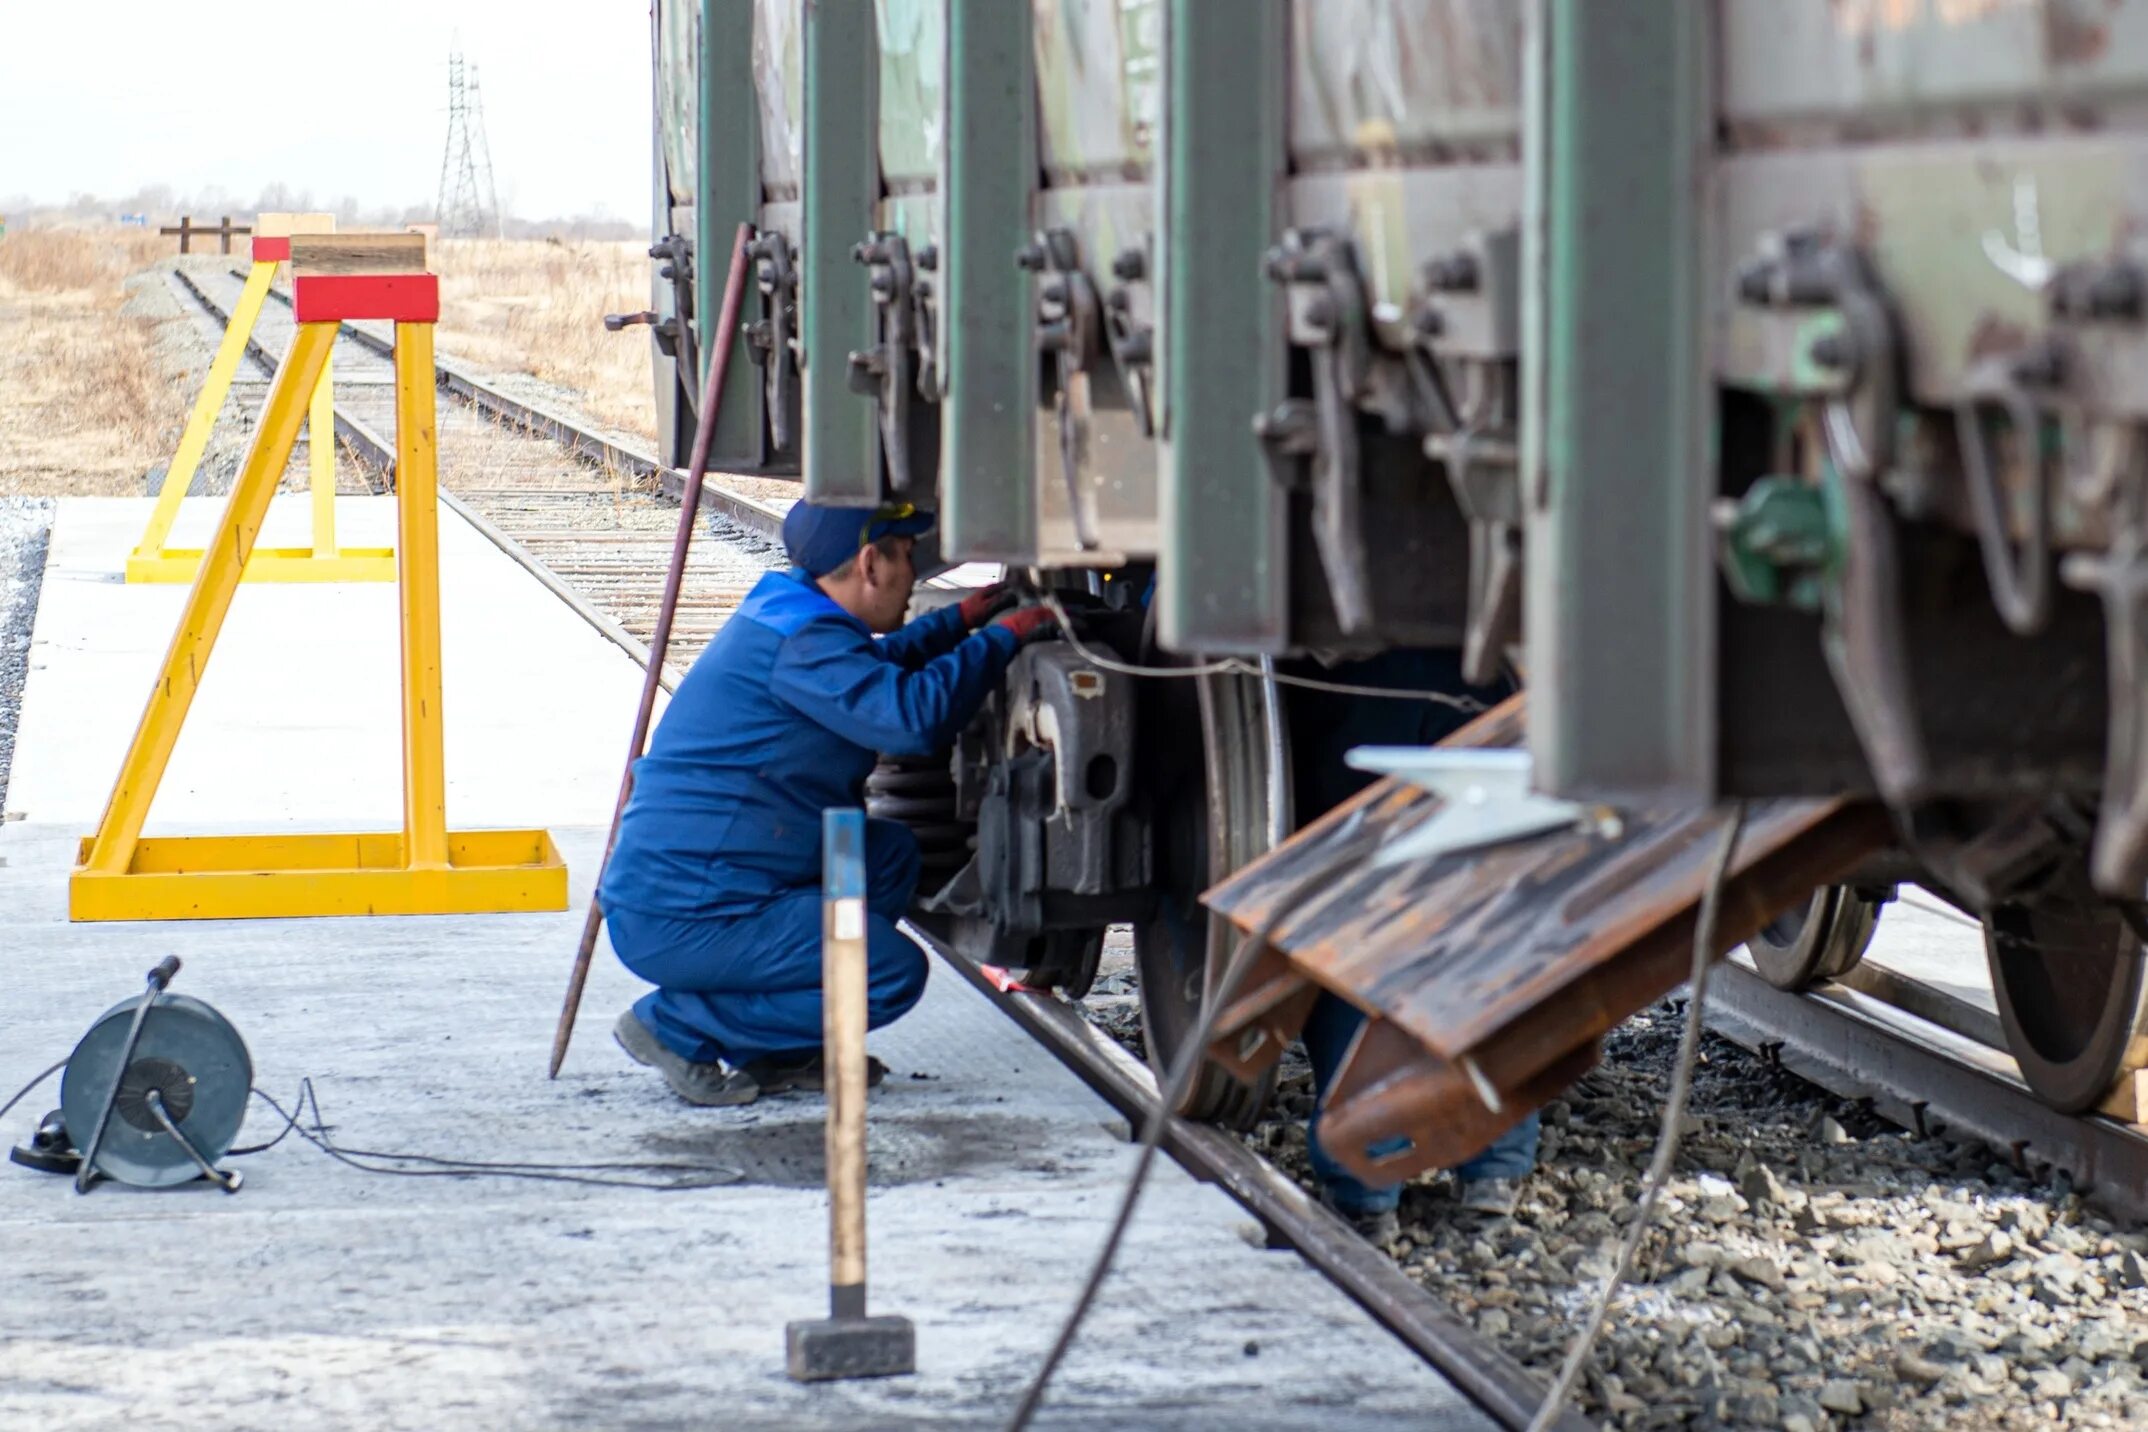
[548,221,757,1079]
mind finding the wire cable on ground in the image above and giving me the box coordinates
[1524,801,1748,1432]
[1035,590,1487,712]
[1006,813,1385,1431]
[0,1059,67,1129]
[239,1080,743,1190]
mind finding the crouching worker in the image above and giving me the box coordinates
[601,500,1053,1106]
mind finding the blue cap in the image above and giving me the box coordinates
[783,500,935,577]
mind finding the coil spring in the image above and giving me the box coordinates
[865,755,971,879]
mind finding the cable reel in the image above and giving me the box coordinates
[10,957,251,1193]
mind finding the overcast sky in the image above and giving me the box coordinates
[0,1,652,220]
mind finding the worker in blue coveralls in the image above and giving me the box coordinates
[1285,648,1540,1242]
[601,499,1053,1107]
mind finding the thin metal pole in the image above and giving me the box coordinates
[548,220,757,1077]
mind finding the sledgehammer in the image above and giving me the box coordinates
[786,809,915,1382]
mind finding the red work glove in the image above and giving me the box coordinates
[993,604,1057,645]
[958,581,1016,628]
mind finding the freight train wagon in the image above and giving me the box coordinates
[637,0,2148,1165]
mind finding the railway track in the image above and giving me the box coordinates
[164,254,1583,1431]
[168,261,785,676]
[162,253,2148,1421]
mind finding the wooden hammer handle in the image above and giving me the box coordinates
[822,810,870,1307]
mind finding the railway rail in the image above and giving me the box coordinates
[169,261,784,674]
[1707,955,2148,1224]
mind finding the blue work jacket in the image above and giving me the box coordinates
[600,568,1019,918]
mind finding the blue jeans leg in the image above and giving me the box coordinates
[1304,994,1544,1209]
[1456,1111,1540,1183]
[1304,993,1401,1216]
[607,821,928,1065]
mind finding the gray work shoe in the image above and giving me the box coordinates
[1457,1177,1522,1217]
[1320,1191,1401,1246]
[776,1053,891,1094]
[614,1010,761,1107]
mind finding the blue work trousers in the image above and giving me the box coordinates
[606,818,930,1067]
[1304,993,1540,1216]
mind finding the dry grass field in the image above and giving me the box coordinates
[432,237,657,444]
[0,227,190,495]
[0,227,661,496]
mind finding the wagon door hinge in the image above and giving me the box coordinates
[648,232,700,390]
[1024,227,1106,550]
[912,243,941,401]
[848,232,925,493]
[1103,242,1156,438]
[1734,229,1931,807]
[1415,230,1524,686]
[745,231,798,456]
[1256,228,1375,634]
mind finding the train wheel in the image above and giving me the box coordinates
[1986,861,2148,1113]
[1748,886,1882,991]
[1004,928,1105,1000]
[1132,667,1283,1128]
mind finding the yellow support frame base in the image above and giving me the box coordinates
[70,830,568,922]
[126,546,399,585]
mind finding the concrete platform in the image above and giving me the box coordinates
[0,499,1489,1431]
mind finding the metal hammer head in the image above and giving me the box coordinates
[785,1313,916,1382]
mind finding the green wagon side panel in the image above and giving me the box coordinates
[699,0,765,469]
[1720,0,2148,130]
[942,0,1040,560]
[1288,0,1522,166]
[660,0,700,207]
[1032,0,1161,182]
[1157,0,1287,652]
[1524,0,1714,799]
[754,0,805,204]
[803,0,883,506]
[876,0,944,193]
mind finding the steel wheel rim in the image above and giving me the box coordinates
[1985,867,2148,1113]
[1132,665,1280,1127]
[1748,886,1878,991]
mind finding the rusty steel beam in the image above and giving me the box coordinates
[1205,694,1894,1183]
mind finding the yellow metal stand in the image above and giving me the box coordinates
[74,235,565,922]
[127,233,394,585]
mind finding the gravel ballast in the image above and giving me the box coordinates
[1085,939,2148,1431]
[1247,1004,2148,1431]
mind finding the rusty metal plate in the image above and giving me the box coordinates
[1202,695,1895,1179]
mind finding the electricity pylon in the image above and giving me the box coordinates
[436,48,502,239]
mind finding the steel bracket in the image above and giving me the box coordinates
[1030,227,1108,550]
[849,231,925,493]
[1258,227,1375,634]
[745,231,800,458]
[1102,241,1156,438]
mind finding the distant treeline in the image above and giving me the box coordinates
[0,185,639,241]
